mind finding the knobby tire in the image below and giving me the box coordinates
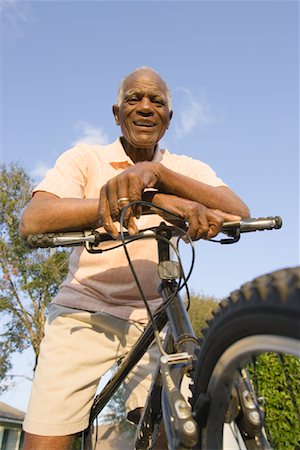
[191,267,300,450]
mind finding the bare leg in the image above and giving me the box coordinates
[22,432,76,450]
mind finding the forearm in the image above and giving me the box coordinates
[19,193,100,237]
[142,191,243,240]
[153,163,250,218]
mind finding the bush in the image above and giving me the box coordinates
[188,294,300,449]
[249,353,300,449]
[187,294,218,337]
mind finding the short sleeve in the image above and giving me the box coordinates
[33,145,89,198]
[162,151,227,187]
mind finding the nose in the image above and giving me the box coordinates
[137,97,153,116]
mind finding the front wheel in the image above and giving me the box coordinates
[191,267,300,450]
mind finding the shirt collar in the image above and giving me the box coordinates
[102,137,163,165]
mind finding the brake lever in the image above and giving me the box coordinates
[219,228,241,245]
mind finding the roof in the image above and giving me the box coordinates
[0,402,25,422]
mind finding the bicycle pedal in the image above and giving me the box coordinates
[160,352,192,365]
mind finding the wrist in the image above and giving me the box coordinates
[151,162,165,190]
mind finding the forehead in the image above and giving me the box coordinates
[122,71,167,96]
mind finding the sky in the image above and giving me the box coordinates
[0,0,299,411]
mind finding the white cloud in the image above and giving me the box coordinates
[30,162,51,181]
[72,122,109,146]
[174,87,213,138]
[0,0,34,43]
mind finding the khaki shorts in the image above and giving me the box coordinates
[23,304,161,436]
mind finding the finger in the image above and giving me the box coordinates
[207,223,220,239]
[105,179,121,220]
[207,215,224,239]
[116,181,135,231]
[99,187,118,238]
[126,174,143,219]
[188,215,209,241]
[116,181,130,212]
[213,210,242,222]
[127,216,139,236]
[203,210,225,239]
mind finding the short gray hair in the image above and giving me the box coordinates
[116,66,172,110]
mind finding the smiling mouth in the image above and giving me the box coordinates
[133,121,156,128]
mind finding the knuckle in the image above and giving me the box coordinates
[127,172,137,182]
[98,206,106,217]
[130,190,142,201]
[111,206,119,216]
[99,186,106,198]
[200,223,209,233]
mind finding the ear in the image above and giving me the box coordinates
[167,110,173,129]
[112,105,120,125]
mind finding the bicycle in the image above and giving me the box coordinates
[26,203,300,450]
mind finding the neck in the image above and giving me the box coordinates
[120,137,156,163]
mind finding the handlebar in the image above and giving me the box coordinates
[25,216,282,249]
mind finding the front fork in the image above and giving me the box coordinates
[227,369,270,449]
[156,223,200,449]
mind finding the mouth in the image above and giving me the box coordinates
[133,120,156,128]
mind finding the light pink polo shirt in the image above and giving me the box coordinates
[34,138,226,322]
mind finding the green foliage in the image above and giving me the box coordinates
[187,294,299,449]
[249,353,300,450]
[72,435,83,449]
[187,294,218,337]
[0,163,69,392]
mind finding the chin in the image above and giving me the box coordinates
[131,135,160,149]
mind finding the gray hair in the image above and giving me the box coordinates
[116,66,172,110]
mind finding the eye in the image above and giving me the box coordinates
[127,96,139,104]
[125,92,141,104]
[152,97,166,106]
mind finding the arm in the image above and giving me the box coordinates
[144,191,242,240]
[20,161,249,239]
[155,163,249,217]
[99,161,250,237]
[19,192,100,238]
[19,190,241,241]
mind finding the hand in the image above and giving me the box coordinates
[98,162,159,237]
[148,193,241,240]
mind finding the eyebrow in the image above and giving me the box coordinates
[124,88,167,100]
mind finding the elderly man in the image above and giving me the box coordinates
[20,66,249,449]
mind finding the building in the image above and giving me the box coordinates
[0,402,24,450]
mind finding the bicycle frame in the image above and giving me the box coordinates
[83,222,201,450]
[26,214,283,450]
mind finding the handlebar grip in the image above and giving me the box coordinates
[221,216,282,234]
[26,231,94,248]
[239,216,282,232]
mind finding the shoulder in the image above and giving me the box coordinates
[59,142,109,161]
[160,148,213,170]
[159,148,227,187]
[53,142,117,174]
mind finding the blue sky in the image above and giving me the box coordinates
[0,0,299,410]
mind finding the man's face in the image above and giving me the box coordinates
[113,71,173,151]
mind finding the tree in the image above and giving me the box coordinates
[187,294,218,336]
[102,382,135,436]
[0,162,69,392]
